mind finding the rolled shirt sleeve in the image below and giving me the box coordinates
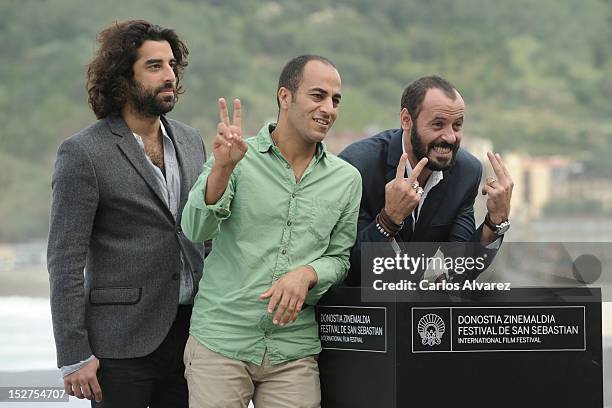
[181,156,236,243]
[306,171,362,304]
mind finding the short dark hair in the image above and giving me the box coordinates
[400,75,458,121]
[86,20,189,119]
[277,55,337,107]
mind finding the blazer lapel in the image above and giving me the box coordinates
[108,115,172,216]
[413,172,449,238]
[161,116,196,209]
[383,129,449,241]
[385,129,404,183]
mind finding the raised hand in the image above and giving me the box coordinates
[213,98,247,169]
[481,152,513,223]
[384,154,429,225]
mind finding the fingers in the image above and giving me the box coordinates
[62,358,102,401]
[236,137,248,149]
[232,136,248,155]
[64,378,74,397]
[219,97,242,129]
[82,382,93,400]
[261,287,303,326]
[395,153,408,179]
[485,152,513,192]
[259,286,273,300]
[273,296,290,325]
[65,381,96,400]
[263,286,281,315]
[90,375,103,402]
[260,284,288,325]
[218,98,230,126]
[64,377,84,399]
[277,297,299,326]
[487,151,506,181]
[269,291,283,323]
[494,152,512,179]
[229,124,242,140]
[482,175,502,195]
[481,184,495,195]
[232,99,241,129]
[408,157,429,182]
[290,298,304,324]
[214,125,233,148]
[73,383,84,399]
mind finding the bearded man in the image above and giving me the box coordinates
[339,75,513,286]
[47,20,205,407]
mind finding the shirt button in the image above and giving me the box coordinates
[286,220,292,226]
[172,273,180,280]
[286,164,291,169]
[291,193,296,198]
[281,249,287,255]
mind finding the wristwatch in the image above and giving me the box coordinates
[484,213,511,235]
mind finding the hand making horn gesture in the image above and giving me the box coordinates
[213,97,247,168]
[482,152,513,223]
[384,154,429,225]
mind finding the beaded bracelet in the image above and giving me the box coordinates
[375,213,392,238]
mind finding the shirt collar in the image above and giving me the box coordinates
[132,120,170,143]
[160,121,169,140]
[256,122,328,160]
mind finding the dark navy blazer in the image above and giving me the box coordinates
[339,128,488,286]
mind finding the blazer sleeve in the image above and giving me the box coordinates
[339,148,390,287]
[448,168,481,242]
[47,138,99,367]
[445,166,500,282]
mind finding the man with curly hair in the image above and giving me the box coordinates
[47,20,206,407]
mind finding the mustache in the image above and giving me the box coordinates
[156,83,176,93]
[429,141,456,149]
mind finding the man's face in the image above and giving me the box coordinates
[405,88,464,171]
[128,40,177,117]
[282,60,342,144]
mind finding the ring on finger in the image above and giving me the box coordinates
[411,181,419,190]
[486,177,497,186]
[417,187,424,196]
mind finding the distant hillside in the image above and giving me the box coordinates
[1,0,611,240]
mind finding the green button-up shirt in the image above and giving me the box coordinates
[181,123,362,365]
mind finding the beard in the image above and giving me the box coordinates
[128,80,177,117]
[410,126,459,171]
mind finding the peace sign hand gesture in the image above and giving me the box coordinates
[384,154,429,225]
[481,152,513,224]
[213,98,247,169]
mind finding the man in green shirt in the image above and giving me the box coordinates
[181,55,362,407]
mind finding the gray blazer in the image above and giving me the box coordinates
[47,115,206,367]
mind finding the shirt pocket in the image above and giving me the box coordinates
[307,199,341,241]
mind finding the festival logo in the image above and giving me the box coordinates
[417,313,445,346]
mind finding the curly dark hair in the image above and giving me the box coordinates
[86,20,189,119]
